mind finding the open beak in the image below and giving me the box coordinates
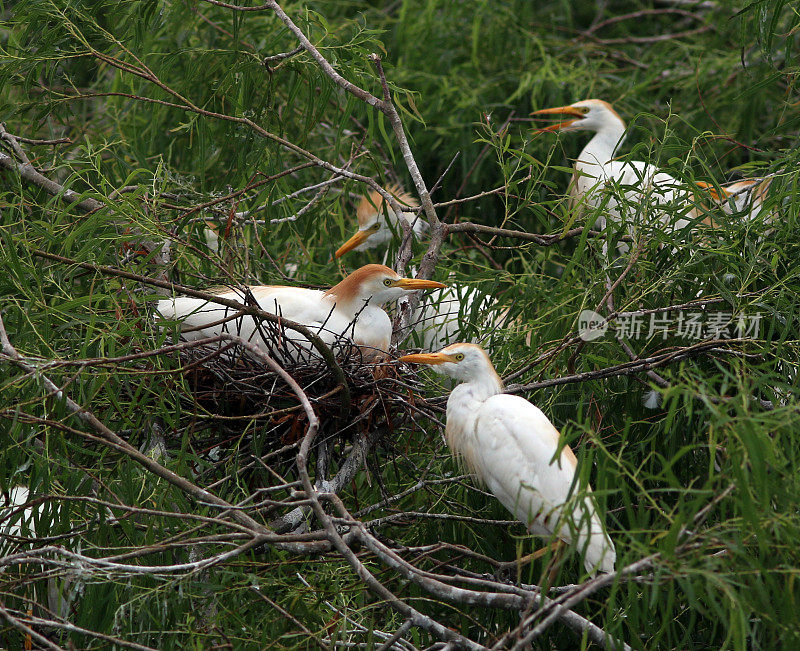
[530,105,585,132]
[393,278,446,291]
[398,352,454,365]
[335,230,371,258]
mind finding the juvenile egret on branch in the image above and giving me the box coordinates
[157,264,445,360]
[399,343,616,575]
[336,185,518,351]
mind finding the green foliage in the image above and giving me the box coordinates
[1,0,800,648]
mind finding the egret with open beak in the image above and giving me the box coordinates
[157,264,445,361]
[532,99,771,250]
[399,343,616,576]
[532,99,694,252]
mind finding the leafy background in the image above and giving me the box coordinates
[1,0,799,648]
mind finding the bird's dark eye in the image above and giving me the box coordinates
[454,353,464,361]
[383,278,393,286]
[578,106,590,114]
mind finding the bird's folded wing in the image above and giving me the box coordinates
[473,394,580,534]
[475,394,615,572]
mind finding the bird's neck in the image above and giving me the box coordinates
[577,120,626,170]
[322,291,367,317]
[449,372,504,406]
[445,373,503,461]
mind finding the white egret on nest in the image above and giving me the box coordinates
[157,264,445,360]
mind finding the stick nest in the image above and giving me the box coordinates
[167,323,421,461]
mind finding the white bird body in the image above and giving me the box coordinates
[1,485,31,541]
[535,99,771,246]
[157,264,445,360]
[575,160,692,235]
[400,344,616,575]
[1,486,85,620]
[410,283,511,351]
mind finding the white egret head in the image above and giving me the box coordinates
[399,342,501,386]
[531,99,625,134]
[326,264,445,308]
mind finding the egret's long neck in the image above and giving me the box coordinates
[324,275,372,316]
[445,369,503,462]
[577,117,626,171]
[447,370,504,423]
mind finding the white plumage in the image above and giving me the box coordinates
[1,486,85,621]
[400,343,616,575]
[157,264,445,360]
[533,99,772,252]
[533,99,693,252]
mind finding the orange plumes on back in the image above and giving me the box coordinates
[325,264,396,304]
[727,178,772,202]
[694,180,729,203]
[356,184,419,228]
[689,182,722,228]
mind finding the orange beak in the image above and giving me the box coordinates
[393,278,446,291]
[530,105,586,132]
[335,230,371,258]
[398,352,454,365]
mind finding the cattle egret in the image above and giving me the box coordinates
[335,185,427,259]
[532,99,693,250]
[157,264,445,360]
[532,99,771,246]
[399,343,616,575]
[335,185,521,351]
[694,178,773,223]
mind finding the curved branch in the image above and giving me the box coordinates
[30,249,352,415]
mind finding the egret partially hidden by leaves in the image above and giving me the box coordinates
[335,185,427,259]
[400,343,616,576]
[336,185,519,351]
[532,99,771,249]
[694,178,773,223]
[532,99,694,246]
[157,264,445,360]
